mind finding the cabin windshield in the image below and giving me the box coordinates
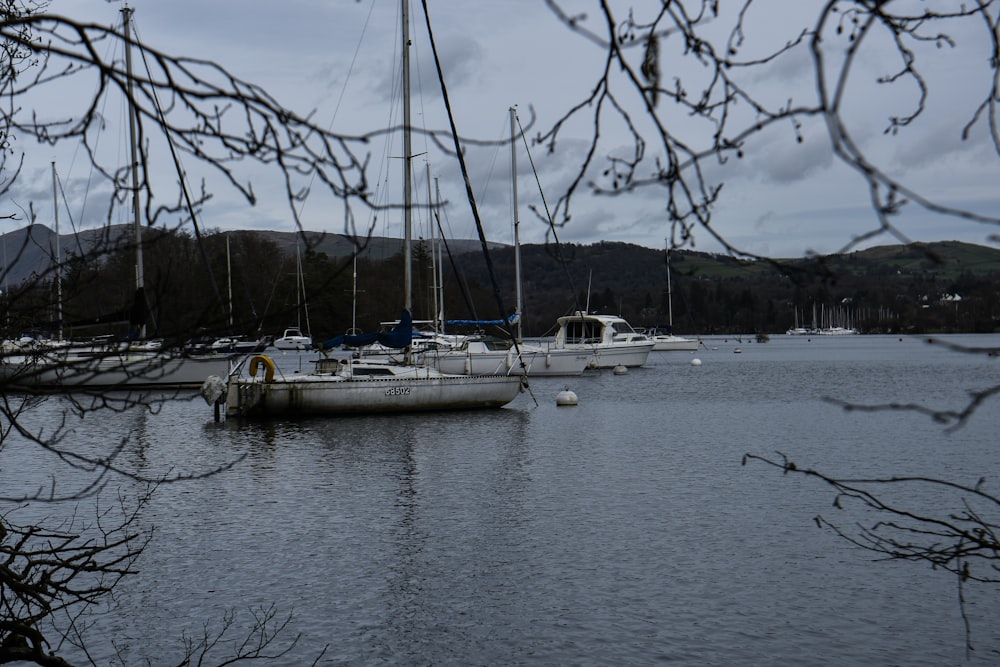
[611,320,636,334]
[564,319,604,344]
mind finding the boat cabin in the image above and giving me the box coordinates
[555,311,648,346]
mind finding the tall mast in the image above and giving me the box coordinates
[122,7,146,339]
[666,240,674,332]
[295,241,303,331]
[509,107,523,341]
[426,163,440,334]
[226,233,233,328]
[351,254,358,333]
[434,177,445,333]
[401,0,412,316]
[52,162,62,340]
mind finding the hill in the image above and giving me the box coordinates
[4,224,998,336]
[449,239,1000,336]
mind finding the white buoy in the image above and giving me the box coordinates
[556,387,578,406]
[733,348,742,354]
[613,364,628,375]
[690,358,702,366]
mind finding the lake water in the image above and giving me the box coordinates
[4,334,1000,665]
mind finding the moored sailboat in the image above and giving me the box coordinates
[1,10,233,391]
[649,245,700,352]
[211,310,521,417]
[273,242,313,350]
[421,107,588,377]
[206,0,523,418]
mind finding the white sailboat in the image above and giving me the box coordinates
[422,107,588,377]
[649,245,700,352]
[210,0,523,418]
[1,9,232,390]
[273,241,313,350]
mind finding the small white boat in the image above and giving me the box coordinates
[649,331,700,352]
[209,335,272,354]
[553,311,654,369]
[273,327,312,350]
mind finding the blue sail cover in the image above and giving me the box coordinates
[322,309,414,350]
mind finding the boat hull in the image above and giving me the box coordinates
[520,348,590,376]
[2,350,233,390]
[273,338,312,351]
[556,342,653,369]
[587,343,653,368]
[225,372,523,417]
[424,344,589,377]
[650,335,700,352]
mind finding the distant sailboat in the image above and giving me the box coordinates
[273,242,313,350]
[649,245,700,351]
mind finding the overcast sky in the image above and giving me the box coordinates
[8,0,1000,258]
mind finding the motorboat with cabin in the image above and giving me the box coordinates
[552,311,654,368]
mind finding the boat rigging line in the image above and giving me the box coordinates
[418,0,535,405]
[512,111,587,322]
[126,9,225,321]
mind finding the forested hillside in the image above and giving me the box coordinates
[5,225,999,342]
[451,240,1000,336]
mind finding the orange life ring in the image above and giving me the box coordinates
[248,354,276,382]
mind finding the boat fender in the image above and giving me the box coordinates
[200,375,226,405]
[249,354,276,382]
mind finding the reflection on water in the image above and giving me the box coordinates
[2,335,999,665]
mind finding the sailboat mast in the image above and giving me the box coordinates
[510,107,523,341]
[434,177,445,332]
[52,162,62,340]
[226,233,233,328]
[122,7,146,339]
[666,242,674,333]
[426,163,440,334]
[351,254,358,333]
[295,241,303,331]
[401,0,413,316]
